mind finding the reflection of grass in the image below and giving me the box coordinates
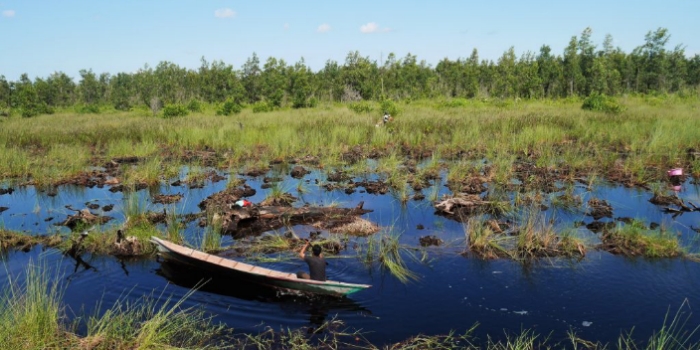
[601,220,681,258]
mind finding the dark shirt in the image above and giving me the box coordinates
[304,255,327,281]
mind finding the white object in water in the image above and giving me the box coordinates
[582,321,593,327]
[513,310,528,315]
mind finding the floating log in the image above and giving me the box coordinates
[434,194,490,216]
[219,201,373,238]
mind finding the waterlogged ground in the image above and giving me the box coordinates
[2,166,700,346]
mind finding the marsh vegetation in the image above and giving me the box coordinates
[3,25,700,346]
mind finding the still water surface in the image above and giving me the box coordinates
[1,169,700,345]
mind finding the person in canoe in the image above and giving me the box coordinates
[297,240,327,281]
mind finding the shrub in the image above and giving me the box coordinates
[186,99,203,112]
[582,93,625,114]
[216,99,242,116]
[380,99,399,117]
[308,97,319,108]
[161,104,189,118]
[114,100,131,111]
[348,101,373,114]
[439,98,470,108]
[252,101,273,113]
[21,107,39,118]
[76,104,100,114]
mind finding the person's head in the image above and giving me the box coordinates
[311,244,322,256]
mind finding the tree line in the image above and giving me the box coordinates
[1,27,699,117]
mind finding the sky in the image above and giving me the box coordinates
[1,0,698,81]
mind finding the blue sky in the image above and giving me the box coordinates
[1,0,698,81]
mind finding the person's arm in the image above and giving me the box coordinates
[299,240,310,260]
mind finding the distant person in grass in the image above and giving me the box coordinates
[376,111,393,127]
[297,240,327,281]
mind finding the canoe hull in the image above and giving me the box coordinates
[151,237,370,297]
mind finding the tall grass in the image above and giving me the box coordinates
[0,261,67,349]
[0,260,230,349]
[358,230,419,284]
[2,97,700,186]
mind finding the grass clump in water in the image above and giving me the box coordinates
[464,216,510,260]
[358,230,419,284]
[599,219,682,258]
[513,209,586,261]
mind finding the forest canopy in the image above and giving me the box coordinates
[1,27,699,117]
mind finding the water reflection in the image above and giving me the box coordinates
[156,260,371,327]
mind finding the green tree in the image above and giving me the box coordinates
[516,51,542,98]
[537,45,563,97]
[241,53,262,103]
[12,74,40,117]
[153,61,188,104]
[198,58,243,103]
[578,27,596,95]
[688,54,700,87]
[317,59,342,101]
[667,45,687,92]
[261,57,288,107]
[110,72,135,110]
[635,27,671,92]
[494,47,517,98]
[340,51,378,101]
[0,75,10,109]
[78,69,103,105]
[563,36,584,96]
[289,58,314,108]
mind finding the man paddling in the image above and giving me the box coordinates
[298,240,327,281]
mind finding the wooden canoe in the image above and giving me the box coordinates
[150,237,371,297]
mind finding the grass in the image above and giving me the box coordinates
[464,216,510,260]
[513,209,587,261]
[0,260,66,349]
[0,97,699,190]
[464,209,587,262]
[0,260,231,349]
[358,229,419,284]
[599,219,682,258]
[229,303,700,349]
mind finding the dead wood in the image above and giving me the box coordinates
[434,194,490,215]
[218,201,373,238]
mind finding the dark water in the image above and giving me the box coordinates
[2,168,700,346]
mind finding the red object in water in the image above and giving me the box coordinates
[235,199,252,207]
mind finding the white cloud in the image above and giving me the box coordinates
[2,9,15,17]
[214,8,235,19]
[360,22,378,33]
[317,23,331,33]
[360,22,391,34]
